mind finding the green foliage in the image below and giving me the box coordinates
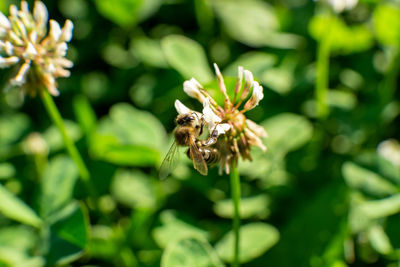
[215,223,279,263]
[1,0,400,266]
[162,35,213,83]
[161,238,224,267]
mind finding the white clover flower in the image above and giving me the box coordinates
[0,1,74,97]
[176,64,267,174]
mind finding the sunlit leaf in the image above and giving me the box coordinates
[0,247,44,267]
[261,113,313,155]
[373,4,400,46]
[131,37,168,68]
[0,162,15,180]
[162,35,213,83]
[223,52,277,78]
[213,194,270,219]
[342,162,398,197]
[367,225,393,255]
[0,184,42,228]
[215,222,279,263]
[0,225,38,252]
[0,113,30,146]
[94,0,161,27]
[111,169,157,210]
[39,155,79,218]
[92,103,167,166]
[309,15,373,54]
[152,211,208,248]
[213,0,302,48]
[161,237,224,267]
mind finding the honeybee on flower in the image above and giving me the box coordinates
[160,63,267,177]
[0,1,73,97]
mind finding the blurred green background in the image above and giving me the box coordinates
[1,0,400,266]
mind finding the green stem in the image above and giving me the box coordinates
[41,90,95,196]
[315,14,332,119]
[230,161,241,267]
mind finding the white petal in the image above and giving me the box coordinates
[183,78,205,103]
[0,12,11,29]
[21,1,29,13]
[213,123,231,136]
[55,42,68,56]
[252,81,264,103]
[174,99,191,115]
[24,42,37,58]
[244,69,253,86]
[61,19,73,42]
[0,56,19,68]
[11,61,30,85]
[49,20,62,41]
[203,98,221,129]
[33,1,48,25]
[4,41,14,55]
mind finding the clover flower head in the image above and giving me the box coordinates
[175,63,267,175]
[0,1,73,97]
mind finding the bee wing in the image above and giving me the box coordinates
[159,141,180,180]
[189,139,208,176]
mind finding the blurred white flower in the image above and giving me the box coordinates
[377,139,400,167]
[0,1,73,97]
[327,0,358,13]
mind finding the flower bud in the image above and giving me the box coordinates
[244,81,263,110]
[174,99,191,115]
[183,78,206,103]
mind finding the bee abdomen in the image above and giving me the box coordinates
[200,147,219,165]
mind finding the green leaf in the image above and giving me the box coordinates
[0,162,16,180]
[39,155,79,218]
[0,225,38,252]
[309,15,373,54]
[161,237,224,267]
[131,37,168,68]
[94,0,161,27]
[152,211,208,248]
[0,247,44,267]
[215,222,279,263]
[358,194,400,219]
[342,162,398,197]
[47,202,88,265]
[327,90,357,110]
[43,120,82,153]
[111,169,157,210]
[162,35,213,83]
[223,52,277,78]
[373,4,400,46]
[261,113,313,155]
[73,95,97,139]
[213,0,301,49]
[0,184,42,227]
[367,225,393,255]
[213,194,270,219]
[92,103,167,166]
[0,113,30,146]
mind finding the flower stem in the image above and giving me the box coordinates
[315,14,332,119]
[230,161,241,267]
[41,90,94,196]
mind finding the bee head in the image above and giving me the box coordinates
[176,113,195,126]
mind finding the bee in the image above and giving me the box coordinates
[159,112,219,179]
